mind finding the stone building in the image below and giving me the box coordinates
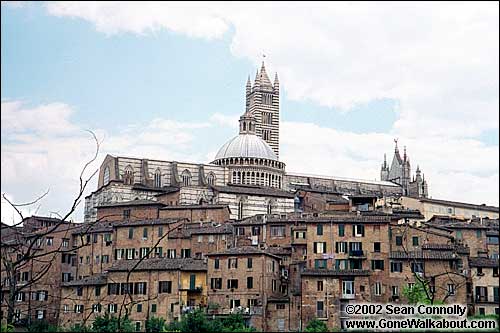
[84,63,416,225]
[469,257,499,316]
[380,140,429,197]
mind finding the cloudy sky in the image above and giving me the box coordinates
[1,1,499,223]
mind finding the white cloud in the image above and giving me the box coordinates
[0,100,214,224]
[42,2,499,140]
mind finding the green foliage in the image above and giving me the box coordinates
[164,310,256,332]
[68,323,93,332]
[91,314,134,332]
[27,320,62,332]
[402,280,433,305]
[146,316,166,332]
[0,324,14,333]
[304,318,329,332]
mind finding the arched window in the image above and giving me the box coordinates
[238,199,244,220]
[181,170,191,187]
[103,166,110,185]
[207,172,216,185]
[124,165,134,185]
[154,168,162,188]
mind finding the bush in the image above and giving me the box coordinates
[27,320,61,332]
[305,318,329,332]
[146,317,166,332]
[0,324,14,333]
[91,314,134,332]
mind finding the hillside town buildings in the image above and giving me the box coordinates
[1,64,499,331]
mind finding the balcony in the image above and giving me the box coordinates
[341,293,355,300]
[348,250,366,258]
[292,237,307,245]
[316,310,326,319]
[180,286,203,293]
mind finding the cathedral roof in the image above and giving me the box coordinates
[214,133,278,161]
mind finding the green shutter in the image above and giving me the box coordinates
[190,274,196,290]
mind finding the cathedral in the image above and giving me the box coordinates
[84,63,429,223]
[380,140,429,198]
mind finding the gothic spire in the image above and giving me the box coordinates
[258,61,272,87]
[273,72,279,89]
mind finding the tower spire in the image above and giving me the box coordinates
[274,72,279,90]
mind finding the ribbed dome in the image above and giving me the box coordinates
[214,134,278,161]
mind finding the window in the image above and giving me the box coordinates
[371,260,385,271]
[335,259,348,270]
[154,169,162,187]
[314,259,327,269]
[412,237,419,246]
[295,231,305,239]
[63,304,70,313]
[248,299,257,307]
[108,304,118,313]
[181,249,191,258]
[314,242,327,254]
[276,304,285,310]
[62,238,69,248]
[230,299,241,309]
[252,227,261,236]
[92,304,102,313]
[77,287,83,296]
[408,283,415,291]
[104,233,112,244]
[103,166,110,185]
[227,279,238,289]
[46,237,53,246]
[208,235,214,243]
[158,226,163,237]
[247,277,254,289]
[126,248,135,260]
[317,301,324,317]
[95,255,100,264]
[37,310,45,319]
[124,209,131,219]
[197,235,203,243]
[270,226,286,237]
[108,284,120,295]
[493,268,499,277]
[272,279,277,292]
[151,304,157,313]
[338,224,345,237]
[15,292,24,302]
[207,173,215,186]
[93,233,98,243]
[102,255,109,264]
[159,281,172,294]
[395,236,403,246]
[317,280,324,291]
[374,242,381,252]
[411,262,424,274]
[456,231,462,239]
[124,165,134,185]
[494,287,499,302]
[479,308,485,316]
[136,304,142,313]
[238,200,244,220]
[374,282,382,296]
[143,228,148,239]
[342,281,354,297]
[38,291,48,301]
[317,224,323,236]
[211,278,222,289]
[476,230,482,238]
[353,225,365,237]
[128,228,134,239]
[390,261,403,273]
[95,286,101,297]
[154,247,162,258]
[247,258,253,269]
[135,322,141,332]
[336,242,347,253]
[134,282,147,295]
[447,284,456,295]
[181,170,192,186]
[21,271,29,281]
[228,258,238,269]
[392,286,399,296]
[477,267,484,275]
[121,283,133,295]
[74,305,84,313]
[167,249,176,258]
[214,258,220,269]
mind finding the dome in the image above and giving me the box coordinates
[214,134,278,161]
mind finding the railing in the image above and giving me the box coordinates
[342,293,355,300]
[317,310,326,318]
[348,250,365,257]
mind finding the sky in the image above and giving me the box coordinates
[1,1,499,223]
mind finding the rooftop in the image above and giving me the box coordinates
[97,199,166,208]
[301,269,371,277]
[210,184,295,198]
[390,251,458,260]
[108,258,207,272]
[417,197,499,213]
[205,246,282,259]
[469,257,499,268]
[62,274,108,287]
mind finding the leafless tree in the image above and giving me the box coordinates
[0,130,101,325]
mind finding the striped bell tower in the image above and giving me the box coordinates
[246,62,280,158]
